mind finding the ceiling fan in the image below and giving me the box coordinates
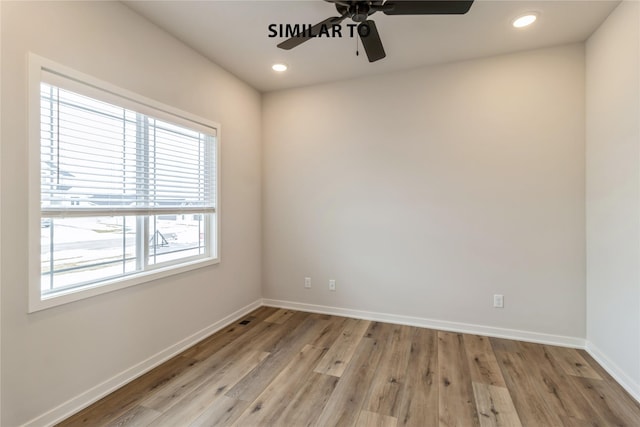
[277,1,474,63]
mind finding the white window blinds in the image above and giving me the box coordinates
[40,73,217,218]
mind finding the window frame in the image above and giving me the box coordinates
[28,54,221,313]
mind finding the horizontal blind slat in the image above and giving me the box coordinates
[43,135,207,165]
[42,206,215,218]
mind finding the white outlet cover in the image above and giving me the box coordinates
[329,279,336,291]
[304,277,311,288]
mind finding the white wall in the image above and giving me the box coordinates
[0,2,262,426]
[586,0,640,399]
[263,44,586,340]
[0,2,3,423]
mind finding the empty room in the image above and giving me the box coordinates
[1,0,639,426]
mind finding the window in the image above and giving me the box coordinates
[28,55,220,312]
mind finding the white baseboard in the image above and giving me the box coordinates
[262,298,586,348]
[23,299,263,427]
[585,341,640,404]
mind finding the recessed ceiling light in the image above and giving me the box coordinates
[512,14,537,28]
[272,63,288,72]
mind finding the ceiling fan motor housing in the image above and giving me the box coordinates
[336,2,373,23]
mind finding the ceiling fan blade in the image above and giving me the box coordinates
[277,16,345,50]
[324,0,351,6]
[359,20,386,63]
[383,0,474,15]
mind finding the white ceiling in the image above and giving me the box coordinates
[124,0,618,92]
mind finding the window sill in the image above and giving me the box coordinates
[28,257,219,313]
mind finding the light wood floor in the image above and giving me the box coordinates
[58,306,640,426]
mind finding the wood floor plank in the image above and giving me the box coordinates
[237,320,290,354]
[106,405,161,427]
[355,410,398,427]
[545,345,602,380]
[264,308,297,324]
[255,311,312,353]
[180,306,277,361]
[577,350,620,381]
[140,354,230,411]
[438,331,480,427]
[487,337,520,353]
[188,396,251,427]
[253,305,283,317]
[364,321,389,340]
[274,372,340,427]
[231,344,327,426]
[492,346,566,426]
[472,382,522,427]
[140,323,289,412]
[183,313,281,362]
[307,315,349,350]
[516,342,604,423]
[190,310,304,365]
[147,350,269,426]
[314,334,387,427]
[363,323,412,417]
[225,313,328,402]
[559,416,600,427]
[464,334,507,387]
[309,312,333,321]
[58,354,198,426]
[314,317,371,377]
[579,349,640,412]
[397,327,438,427]
[571,375,640,426]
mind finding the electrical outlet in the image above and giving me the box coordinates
[304,277,311,289]
[493,294,504,308]
[329,279,336,291]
